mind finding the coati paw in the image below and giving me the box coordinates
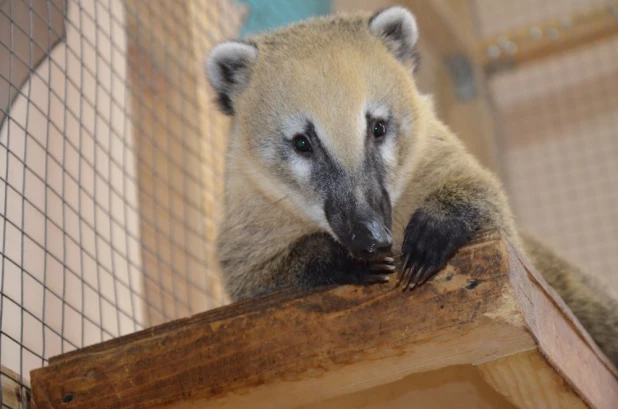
[397,207,474,290]
[358,254,397,285]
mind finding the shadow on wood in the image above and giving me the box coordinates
[30,230,618,409]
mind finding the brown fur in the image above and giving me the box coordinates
[210,9,618,367]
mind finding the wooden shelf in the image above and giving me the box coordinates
[30,230,618,409]
[480,4,618,73]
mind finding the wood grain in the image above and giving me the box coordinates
[29,231,618,409]
[504,237,618,409]
[30,231,530,408]
[299,365,518,409]
[479,350,587,409]
[1,365,32,409]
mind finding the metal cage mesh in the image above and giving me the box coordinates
[0,0,247,405]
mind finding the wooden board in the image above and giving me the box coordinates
[29,230,618,409]
[480,4,618,73]
[1,365,31,409]
[479,350,586,409]
[298,365,519,409]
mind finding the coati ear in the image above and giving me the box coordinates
[205,41,258,115]
[369,7,420,71]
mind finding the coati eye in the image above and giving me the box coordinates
[292,134,312,153]
[373,120,387,138]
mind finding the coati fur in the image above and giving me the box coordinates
[206,7,618,366]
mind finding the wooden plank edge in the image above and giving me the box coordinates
[502,234,618,409]
[2,365,32,409]
[30,230,539,409]
[45,230,504,367]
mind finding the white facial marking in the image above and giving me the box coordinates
[290,156,311,182]
[365,100,390,120]
[281,113,307,140]
[380,135,397,168]
[282,113,313,183]
[244,156,331,231]
[366,101,400,203]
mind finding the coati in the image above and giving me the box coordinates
[206,7,618,365]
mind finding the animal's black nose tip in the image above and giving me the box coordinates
[350,222,393,257]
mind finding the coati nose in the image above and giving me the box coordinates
[350,221,393,257]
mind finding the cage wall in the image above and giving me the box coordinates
[0,0,247,405]
[473,0,618,294]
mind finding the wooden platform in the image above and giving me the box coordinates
[29,230,618,409]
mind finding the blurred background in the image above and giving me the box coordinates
[1,0,617,406]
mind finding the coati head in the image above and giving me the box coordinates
[206,7,428,258]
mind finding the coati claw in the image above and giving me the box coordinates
[396,254,412,286]
[404,265,426,291]
[362,274,392,284]
[398,261,416,289]
[367,254,397,273]
[358,254,397,284]
[418,266,439,286]
[369,264,397,272]
[399,206,475,292]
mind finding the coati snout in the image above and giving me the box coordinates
[324,194,393,259]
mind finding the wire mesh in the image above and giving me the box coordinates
[0,0,251,405]
[1,0,617,407]
[473,0,618,295]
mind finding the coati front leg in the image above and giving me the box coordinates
[222,232,396,301]
[397,177,507,289]
[287,233,396,290]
